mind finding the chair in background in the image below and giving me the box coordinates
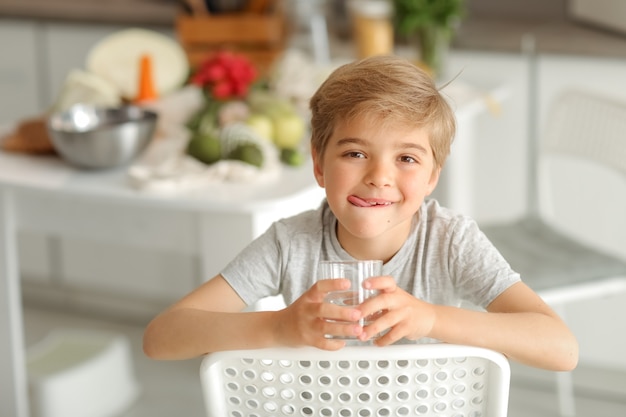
[481,89,626,416]
[200,343,511,417]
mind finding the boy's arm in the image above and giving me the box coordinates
[143,275,279,359]
[428,282,579,371]
[143,274,358,359]
[359,279,578,371]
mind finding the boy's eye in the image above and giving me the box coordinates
[400,155,418,164]
[345,151,366,159]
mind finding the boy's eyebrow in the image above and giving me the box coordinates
[398,142,429,154]
[336,137,429,154]
[337,137,428,153]
[336,137,365,147]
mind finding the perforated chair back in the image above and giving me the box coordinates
[200,344,510,417]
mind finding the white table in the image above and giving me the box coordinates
[0,79,507,417]
[0,152,326,417]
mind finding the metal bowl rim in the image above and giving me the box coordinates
[47,104,158,133]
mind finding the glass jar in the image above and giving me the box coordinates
[348,0,394,59]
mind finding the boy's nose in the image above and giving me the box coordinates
[365,160,393,187]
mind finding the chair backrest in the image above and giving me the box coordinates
[536,90,626,257]
[540,90,626,176]
[200,344,510,417]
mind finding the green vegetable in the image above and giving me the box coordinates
[280,148,305,167]
[186,99,222,135]
[187,132,222,165]
[227,143,264,167]
[393,0,465,35]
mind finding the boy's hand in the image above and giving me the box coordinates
[276,278,365,350]
[356,275,436,345]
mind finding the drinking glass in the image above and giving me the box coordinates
[318,259,383,339]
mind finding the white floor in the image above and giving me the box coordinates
[22,305,626,417]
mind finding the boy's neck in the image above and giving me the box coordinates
[336,214,417,263]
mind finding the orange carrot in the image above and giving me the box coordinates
[135,53,158,103]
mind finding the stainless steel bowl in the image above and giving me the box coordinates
[47,105,158,169]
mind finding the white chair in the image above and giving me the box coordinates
[481,89,626,416]
[200,343,511,417]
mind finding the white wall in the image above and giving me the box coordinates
[445,51,531,223]
[0,20,42,123]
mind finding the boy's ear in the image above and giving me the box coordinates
[311,146,325,188]
[425,167,441,196]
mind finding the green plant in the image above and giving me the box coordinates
[393,0,465,36]
[392,0,465,75]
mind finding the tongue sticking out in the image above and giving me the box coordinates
[348,195,374,207]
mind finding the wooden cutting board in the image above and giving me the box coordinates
[1,116,56,154]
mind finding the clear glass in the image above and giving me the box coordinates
[318,260,383,339]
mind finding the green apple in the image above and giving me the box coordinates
[280,148,305,167]
[273,113,306,149]
[187,133,221,165]
[227,143,264,167]
[245,113,274,141]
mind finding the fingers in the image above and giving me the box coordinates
[357,308,394,344]
[370,326,401,346]
[317,297,364,340]
[362,275,397,293]
[313,338,347,351]
[316,278,363,338]
[303,277,401,346]
[294,280,364,345]
[356,292,388,324]
[318,298,362,322]
[322,319,364,339]
[357,307,406,345]
[314,277,434,347]
[314,278,352,300]
[354,288,422,344]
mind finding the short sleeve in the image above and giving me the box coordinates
[447,216,521,308]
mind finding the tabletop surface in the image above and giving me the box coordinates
[0,148,324,212]
[0,78,503,212]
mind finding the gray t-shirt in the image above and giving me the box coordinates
[221,199,520,310]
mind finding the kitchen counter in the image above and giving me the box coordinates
[0,0,178,25]
[4,0,626,58]
[454,16,626,58]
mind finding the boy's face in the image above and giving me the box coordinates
[312,114,440,255]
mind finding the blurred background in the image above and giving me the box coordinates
[1,1,626,416]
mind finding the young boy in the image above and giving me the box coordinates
[143,55,578,371]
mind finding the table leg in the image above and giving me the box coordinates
[0,188,29,417]
[436,115,477,217]
[197,211,254,284]
[553,303,576,417]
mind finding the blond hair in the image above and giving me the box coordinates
[309,55,456,170]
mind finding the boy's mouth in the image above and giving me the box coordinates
[348,195,392,207]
